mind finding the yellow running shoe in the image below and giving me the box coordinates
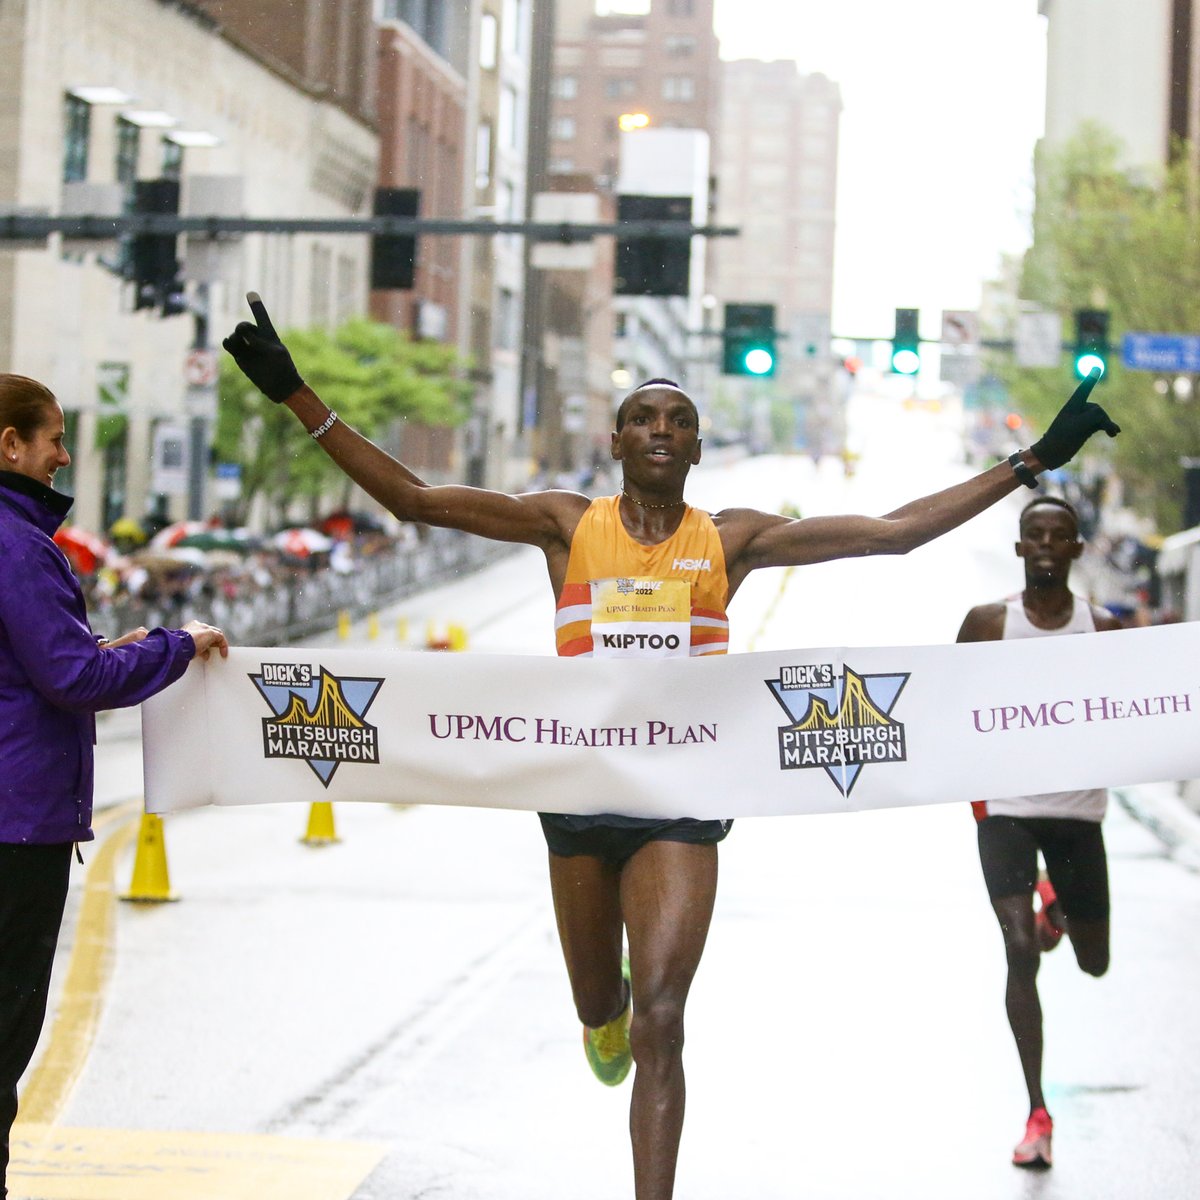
[582,955,632,1086]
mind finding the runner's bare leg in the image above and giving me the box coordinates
[547,851,627,1028]
[621,840,718,1200]
[991,894,1045,1112]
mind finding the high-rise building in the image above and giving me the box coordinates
[549,0,720,187]
[1040,0,1177,172]
[543,1,722,444]
[714,59,841,447]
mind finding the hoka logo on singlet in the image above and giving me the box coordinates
[673,557,711,571]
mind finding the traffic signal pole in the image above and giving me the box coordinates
[0,213,740,243]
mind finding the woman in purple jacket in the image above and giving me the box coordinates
[0,373,227,1197]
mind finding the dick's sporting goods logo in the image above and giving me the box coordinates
[250,662,383,787]
[765,662,910,797]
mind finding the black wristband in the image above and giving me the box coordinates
[1008,451,1039,490]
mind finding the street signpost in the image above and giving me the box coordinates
[1121,332,1200,373]
[940,309,979,347]
[939,309,980,387]
[1015,310,1062,368]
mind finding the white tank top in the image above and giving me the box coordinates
[979,594,1108,822]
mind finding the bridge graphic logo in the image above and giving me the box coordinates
[250,663,384,787]
[765,663,910,797]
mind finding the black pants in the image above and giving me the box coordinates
[0,843,72,1199]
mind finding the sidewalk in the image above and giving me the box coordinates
[1113,781,1200,873]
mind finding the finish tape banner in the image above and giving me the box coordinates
[142,624,1200,819]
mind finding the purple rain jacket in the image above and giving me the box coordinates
[0,471,195,845]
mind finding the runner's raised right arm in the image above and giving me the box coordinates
[223,294,584,551]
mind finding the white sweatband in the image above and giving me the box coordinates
[310,410,339,440]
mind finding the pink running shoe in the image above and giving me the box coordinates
[1012,1106,1053,1169]
[1034,877,1064,953]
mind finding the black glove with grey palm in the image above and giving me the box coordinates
[1030,368,1121,471]
[221,292,304,403]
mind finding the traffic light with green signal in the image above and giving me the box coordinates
[1073,308,1110,379]
[891,307,920,375]
[722,303,777,376]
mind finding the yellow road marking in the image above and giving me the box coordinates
[17,802,141,1122]
[747,565,795,652]
[9,1126,387,1200]
[13,803,390,1199]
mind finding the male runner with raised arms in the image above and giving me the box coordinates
[224,295,1119,1200]
[957,496,1120,1171]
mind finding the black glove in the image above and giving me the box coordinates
[1030,368,1121,470]
[221,292,304,403]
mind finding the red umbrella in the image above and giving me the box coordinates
[53,526,110,574]
[273,528,334,558]
[149,520,210,550]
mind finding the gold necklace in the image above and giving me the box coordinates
[621,488,684,510]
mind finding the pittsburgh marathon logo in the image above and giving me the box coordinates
[765,662,910,797]
[249,662,384,787]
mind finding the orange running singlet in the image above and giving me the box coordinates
[554,496,729,659]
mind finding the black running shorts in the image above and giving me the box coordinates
[538,813,732,868]
[977,815,1109,921]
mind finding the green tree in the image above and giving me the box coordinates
[1004,125,1200,532]
[216,318,471,525]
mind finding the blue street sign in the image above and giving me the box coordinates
[1122,332,1200,372]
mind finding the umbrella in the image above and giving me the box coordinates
[272,527,334,557]
[149,520,211,550]
[108,517,147,547]
[175,528,262,553]
[126,547,209,574]
[319,509,389,539]
[53,526,110,574]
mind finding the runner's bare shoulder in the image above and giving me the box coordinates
[957,602,1006,643]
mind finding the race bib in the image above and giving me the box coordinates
[589,577,691,658]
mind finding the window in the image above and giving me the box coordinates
[548,157,575,174]
[161,137,182,180]
[664,35,695,57]
[499,83,519,151]
[502,0,522,55]
[552,116,576,141]
[101,427,128,534]
[667,0,695,15]
[63,94,90,183]
[496,181,515,222]
[96,362,129,534]
[800,166,828,192]
[662,76,694,102]
[115,117,140,185]
[751,133,787,161]
[604,77,636,99]
[480,13,498,69]
[554,74,578,100]
[382,0,448,54]
[475,122,492,189]
[802,132,830,158]
[496,287,518,351]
